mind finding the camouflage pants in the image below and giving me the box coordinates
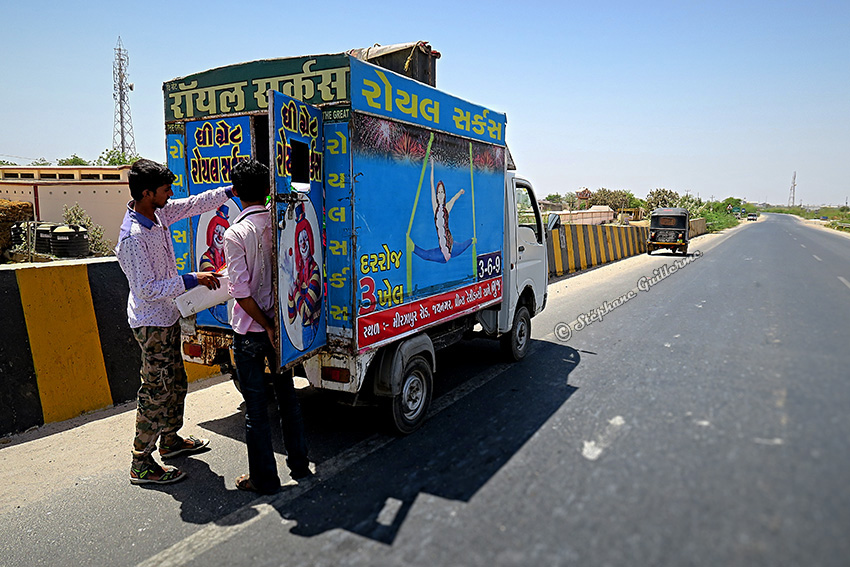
[131,323,188,464]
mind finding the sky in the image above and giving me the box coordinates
[1,0,848,206]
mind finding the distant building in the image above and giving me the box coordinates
[0,165,130,244]
[552,205,615,225]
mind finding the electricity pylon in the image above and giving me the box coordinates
[112,37,136,157]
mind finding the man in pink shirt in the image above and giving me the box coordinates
[224,159,310,494]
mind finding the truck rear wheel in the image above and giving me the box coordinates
[388,355,433,435]
[501,305,531,361]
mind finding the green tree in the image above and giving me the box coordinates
[646,188,681,211]
[93,148,139,166]
[544,193,564,204]
[676,193,706,217]
[0,159,16,166]
[62,203,114,257]
[58,154,90,166]
[29,157,52,166]
[589,188,636,211]
[563,192,578,209]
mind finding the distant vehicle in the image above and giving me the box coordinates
[747,213,757,221]
[647,207,689,255]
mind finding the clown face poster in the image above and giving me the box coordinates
[186,116,250,328]
[269,90,327,368]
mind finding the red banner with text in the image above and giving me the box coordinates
[357,278,503,350]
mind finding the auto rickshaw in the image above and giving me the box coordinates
[647,207,690,255]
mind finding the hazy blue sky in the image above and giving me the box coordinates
[1,0,847,205]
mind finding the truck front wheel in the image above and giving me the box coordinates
[388,355,433,435]
[501,305,531,361]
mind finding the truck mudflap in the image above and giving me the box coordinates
[368,333,436,434]
[371,333,435,398]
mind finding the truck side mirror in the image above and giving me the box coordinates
[547,213,561,232]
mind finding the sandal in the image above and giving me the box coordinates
[235,474,279,495]
[235,474,259,493]
[159,435,210,459]
[130,463,186,485]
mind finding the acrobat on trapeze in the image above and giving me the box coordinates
[413,159,472,263]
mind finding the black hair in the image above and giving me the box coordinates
[128,159,177,200]
[231,159,270,203]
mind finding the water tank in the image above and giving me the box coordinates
[35,222,58,254]
[50,224,90,258]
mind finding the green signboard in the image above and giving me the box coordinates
[163,54,350,123]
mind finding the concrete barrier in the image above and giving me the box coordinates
[689,217,707,237]
[0,258,219,436]
[548,224,649,277]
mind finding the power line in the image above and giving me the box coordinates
[0,153,40,162]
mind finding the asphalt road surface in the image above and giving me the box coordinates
[1,213,848,566]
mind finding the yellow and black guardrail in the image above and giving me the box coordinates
[0,258,218,436]
[547,224,649,276]
[547,219,707,277]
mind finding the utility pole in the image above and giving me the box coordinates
[787,171,796,207]
[112,37,136,157]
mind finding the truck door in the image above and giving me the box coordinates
[269,90,327,369]
[513,179,546,312]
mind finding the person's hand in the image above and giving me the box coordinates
[264,325,276,346]
[196,272,221,289]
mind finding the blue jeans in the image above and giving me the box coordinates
[232,332,309,493]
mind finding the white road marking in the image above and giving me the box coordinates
[581,416,626,461]
[754,438,784,446]
[839,277,850,290]
[376,497,404,526]
[812,255,822,261]
[800,244,806,248]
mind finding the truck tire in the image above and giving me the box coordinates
[388,355,433,435]
[501,305,531,361]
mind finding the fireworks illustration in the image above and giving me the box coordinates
[354,114,399,154]
[392,132,427,161]
[473,146,505,172]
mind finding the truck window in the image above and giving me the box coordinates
[290,139,310,184]
[515,182,542,243]
[251,114,270,168]
[655,216,687,229]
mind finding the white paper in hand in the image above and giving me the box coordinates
[175,275,233,318]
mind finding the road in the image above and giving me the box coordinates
[1,213,848,566]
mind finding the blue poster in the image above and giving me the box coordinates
[351,113,506,349]
[324,121,353,333]
[270,90,327,368]
[185,116,251,328]
[166,134,191,275]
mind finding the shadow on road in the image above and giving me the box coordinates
[266,338,581,544]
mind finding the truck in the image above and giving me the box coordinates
[164,42,554,433]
